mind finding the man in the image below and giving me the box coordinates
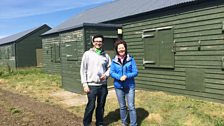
[80,35,111,126]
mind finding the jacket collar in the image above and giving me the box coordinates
[113,54,131,64]
[89,48,106,55]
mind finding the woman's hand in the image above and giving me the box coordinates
[120,75,127,81]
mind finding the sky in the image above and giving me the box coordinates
[0,0,114,39]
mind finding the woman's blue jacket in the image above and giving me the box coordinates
[110,54,138,89]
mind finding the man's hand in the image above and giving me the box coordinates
[100,74,107,80]
[83,85,90,93]
[120,75,127,81]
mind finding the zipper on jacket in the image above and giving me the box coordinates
[115,60,124,88]
[121,61,126,88]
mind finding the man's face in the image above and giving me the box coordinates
[92,37,103,49]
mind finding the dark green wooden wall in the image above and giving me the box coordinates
[60,29,84,93]
[42,34,62,74]
[0,44,16,69]
[16,26,50,67]
[123,1,224,102]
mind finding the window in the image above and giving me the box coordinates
[0,48,2,59]
[50,43,61,63]
[65,41,78,61]
[142,26,174,68]
[54,43,61,62]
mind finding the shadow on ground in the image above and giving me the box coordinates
[104,107,149,125]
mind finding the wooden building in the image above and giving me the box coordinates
[122,0,224,102]
[42,0,224,102]
[42,23,121,93]
[0,24,51,68]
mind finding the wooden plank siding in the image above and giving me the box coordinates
[123,2,224,102]
[1,25,50,68]
[60,29,84,93]
[0,44,16,69]
[42,34,61,74]
[16,27,47,67]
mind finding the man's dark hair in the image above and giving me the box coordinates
[92,34,104,42]
[114,39,128,55]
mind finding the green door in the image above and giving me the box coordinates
[103,38,116,87]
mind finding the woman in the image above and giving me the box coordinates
[110,39,138,126]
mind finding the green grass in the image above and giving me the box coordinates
[0,67,61,103]
[10,107,22,115]
[0,67,224,126]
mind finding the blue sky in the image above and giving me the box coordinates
[0,0,114,39]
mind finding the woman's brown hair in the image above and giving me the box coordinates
[114,39,127,55]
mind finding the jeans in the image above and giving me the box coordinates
[83,85,108,126]
[115,88,137,126]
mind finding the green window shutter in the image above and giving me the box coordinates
[2,48,5,59]
[143,29,158,66]
[221,57,224,70]
[0,48,3,59]
[50,45,54,62]
[65,41,78,61]
[222,21,224,31]
[8,45,14,59]
[11,45,15,57]
[54,43,61,63]
[143,27,174,68]
[73,41,78,60]
[158,27,174,68]
[6,47,9,59]
[50,43,61,63]
[0,49,1,59]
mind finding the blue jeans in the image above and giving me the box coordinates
[83,85,108,126]
[115,88,137,126]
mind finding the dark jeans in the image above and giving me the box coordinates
[83,85,108,126]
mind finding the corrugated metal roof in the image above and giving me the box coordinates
[0,24,50,45]
[43,0,196,35]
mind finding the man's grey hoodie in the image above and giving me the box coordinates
[80,48,111,87]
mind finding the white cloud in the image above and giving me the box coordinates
[0,35,8,39]
[0,0,113,19]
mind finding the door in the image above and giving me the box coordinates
[103,38,116,87]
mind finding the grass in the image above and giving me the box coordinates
[0,67,224,126]
[0,67,61,103]
[10,107,22,115]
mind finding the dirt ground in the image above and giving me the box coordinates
[0,88,83,126]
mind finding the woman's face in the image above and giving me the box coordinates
[117,44,126,56]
